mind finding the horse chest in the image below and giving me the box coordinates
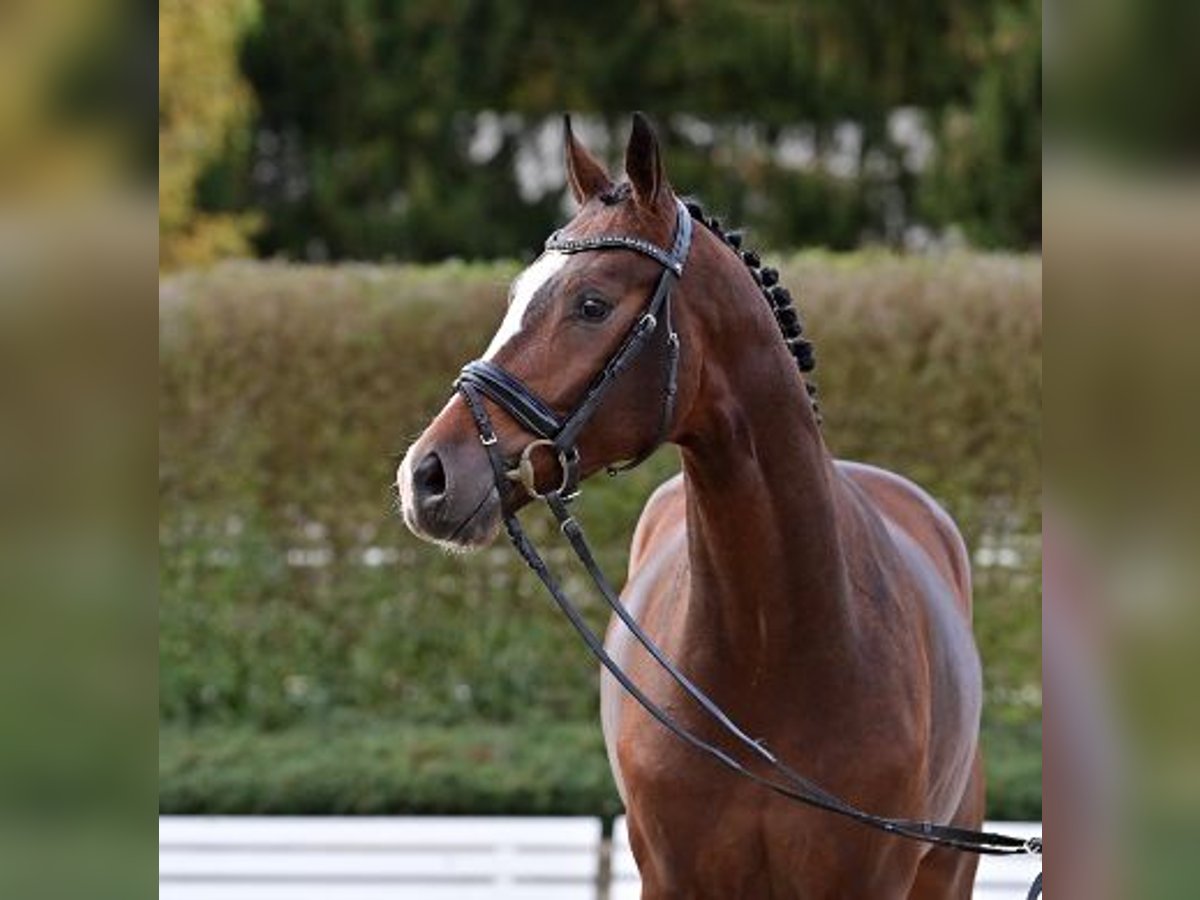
[622,781,920,900]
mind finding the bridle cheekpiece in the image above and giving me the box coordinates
[456,196,693,503]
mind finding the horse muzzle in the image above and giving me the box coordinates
[397,433,502,550]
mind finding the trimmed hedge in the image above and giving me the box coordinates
[159,720,622,818]
[160,252,1041,816]
[159,718,1041,822]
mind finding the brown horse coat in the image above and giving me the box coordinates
[400,116,984,899]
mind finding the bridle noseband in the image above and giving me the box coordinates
[456,197,692,501]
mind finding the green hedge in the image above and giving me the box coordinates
[160,252,1041,816]
[160,720,621,818]
[159,718,1041,822]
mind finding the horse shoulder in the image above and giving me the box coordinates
[628,471,687,576]
[837,460,983,821]
[602,472,688,806]
[835,460,972,618]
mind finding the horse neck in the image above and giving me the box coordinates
[675,250,856,679]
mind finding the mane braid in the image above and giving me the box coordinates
[681,197,821,424]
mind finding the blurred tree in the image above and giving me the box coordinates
[159,0,261,268]
[1045,0,1200,164]
[919,0,1041,248]
[160,0,1042,264]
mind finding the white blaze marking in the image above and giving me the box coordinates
[483,251,569,359]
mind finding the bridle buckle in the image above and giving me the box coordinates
[506,439,579,499]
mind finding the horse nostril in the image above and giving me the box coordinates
[413,451,447,501]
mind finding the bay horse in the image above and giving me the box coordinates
[398,115,984,898]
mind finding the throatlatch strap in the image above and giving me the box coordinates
[607,290,680,476]
[553,267,675,452]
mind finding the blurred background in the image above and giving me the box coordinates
[21,0,1200,897]
[160,0,1040,267]
[158,0,1042,827]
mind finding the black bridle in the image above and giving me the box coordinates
[457,197,691,500]
[453,198,1042,898]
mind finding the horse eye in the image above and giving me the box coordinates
[578,296,613,322]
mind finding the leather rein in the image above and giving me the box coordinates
[452,198,1042,894]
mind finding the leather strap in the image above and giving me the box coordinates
[546,198,693,274]
[456,378,1042,866]
[458,360,562,438]
[606,289,679,477]
[454,197,691,498]
[554,265,675,451]
[544,234,684,274]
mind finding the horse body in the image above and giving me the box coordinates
[598,241,985,895]
[399,114,986,899]
[605,458,984,898]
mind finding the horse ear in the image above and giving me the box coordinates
[563,115,612,205]
[624,112,669,208]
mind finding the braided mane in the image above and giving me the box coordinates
[681,198,820,421]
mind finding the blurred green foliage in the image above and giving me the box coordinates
[160,252,1041,816]
[919,2,1041,248]
[159,717,1041,821]
[160,720,622,817]
[158,0,1042,266]
[159,0,262,268]
[1044,0,1200,164]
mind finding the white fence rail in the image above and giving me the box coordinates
[160,816,1040,899]
[160,817,601,900]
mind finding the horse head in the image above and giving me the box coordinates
[399,114,813,550]
[398,115,705,547]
